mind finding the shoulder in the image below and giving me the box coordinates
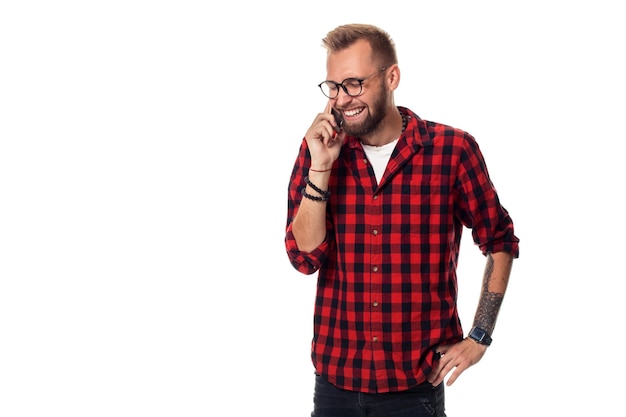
[424,119,474,145]
[400,106,476,149]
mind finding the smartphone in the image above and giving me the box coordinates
[331,108,344,134]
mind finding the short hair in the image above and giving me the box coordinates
[322,24,398,68]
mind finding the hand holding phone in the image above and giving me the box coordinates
[331,108,344,134]
[305,101,345,152]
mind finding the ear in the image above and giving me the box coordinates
[386,64,401,91]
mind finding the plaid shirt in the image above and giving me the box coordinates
[285,107,519,393]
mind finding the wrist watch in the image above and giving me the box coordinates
[468,327,492,346]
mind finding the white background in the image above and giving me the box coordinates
[1,1,624,416]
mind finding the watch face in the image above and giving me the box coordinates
[469,327,491,345]
[470,327,485,342]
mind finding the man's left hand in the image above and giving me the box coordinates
[427,338,487,386]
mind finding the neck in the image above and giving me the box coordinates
[360,108,404,147]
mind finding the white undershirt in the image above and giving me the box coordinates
[361,138,399,184]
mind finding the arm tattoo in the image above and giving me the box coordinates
[473,254,505,334]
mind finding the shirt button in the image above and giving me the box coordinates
[372,266,379,272]
[373,336,378,342]
[372,229,378,236]
[373,195,378,200]
[373,301,379,307]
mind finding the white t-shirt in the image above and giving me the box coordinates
[361,138,399,184]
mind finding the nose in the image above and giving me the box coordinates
[334,87,352,106]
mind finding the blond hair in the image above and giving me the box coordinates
[322,24,398,68]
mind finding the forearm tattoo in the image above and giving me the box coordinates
[473,254,505,334]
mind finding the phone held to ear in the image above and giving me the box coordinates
[331,109,343,134]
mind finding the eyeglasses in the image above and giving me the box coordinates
[318,67,388,99]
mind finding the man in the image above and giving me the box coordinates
[285,23,519,416]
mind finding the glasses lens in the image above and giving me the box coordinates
[344,79,363,97]
[320,82,338,98]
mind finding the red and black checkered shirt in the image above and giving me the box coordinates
[285,107,519,393]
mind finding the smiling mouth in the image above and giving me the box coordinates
[343,107,365,118]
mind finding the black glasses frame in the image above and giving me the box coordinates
[318,67,388,99]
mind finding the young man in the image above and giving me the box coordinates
[285,24,519,416]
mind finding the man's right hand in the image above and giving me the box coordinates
[304,101,346,171]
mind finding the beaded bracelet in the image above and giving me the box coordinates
[304,176,331,199]
[301,187,329,202]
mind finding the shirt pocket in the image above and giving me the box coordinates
[397,175,453,235]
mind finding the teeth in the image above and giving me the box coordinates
[344,108,363,117]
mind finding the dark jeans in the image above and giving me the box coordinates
[312,374,446,417]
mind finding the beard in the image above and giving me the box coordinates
[342,84,388,138]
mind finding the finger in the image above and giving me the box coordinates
[321,124,336,145]
[426,365,441,385]
[445,360,470,386]
[440,361,458,386]
[430,353,457,386]
[335,129,346,144]
[327,130,345,149]
[428,368,445,386]
[446,369,461,386]
[323,101,342,133]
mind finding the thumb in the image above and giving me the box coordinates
[436,344,451,356]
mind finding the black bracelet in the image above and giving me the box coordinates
[304,176,331,198]
[301,187,329,202]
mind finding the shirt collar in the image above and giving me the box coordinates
[345,106,433,150]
